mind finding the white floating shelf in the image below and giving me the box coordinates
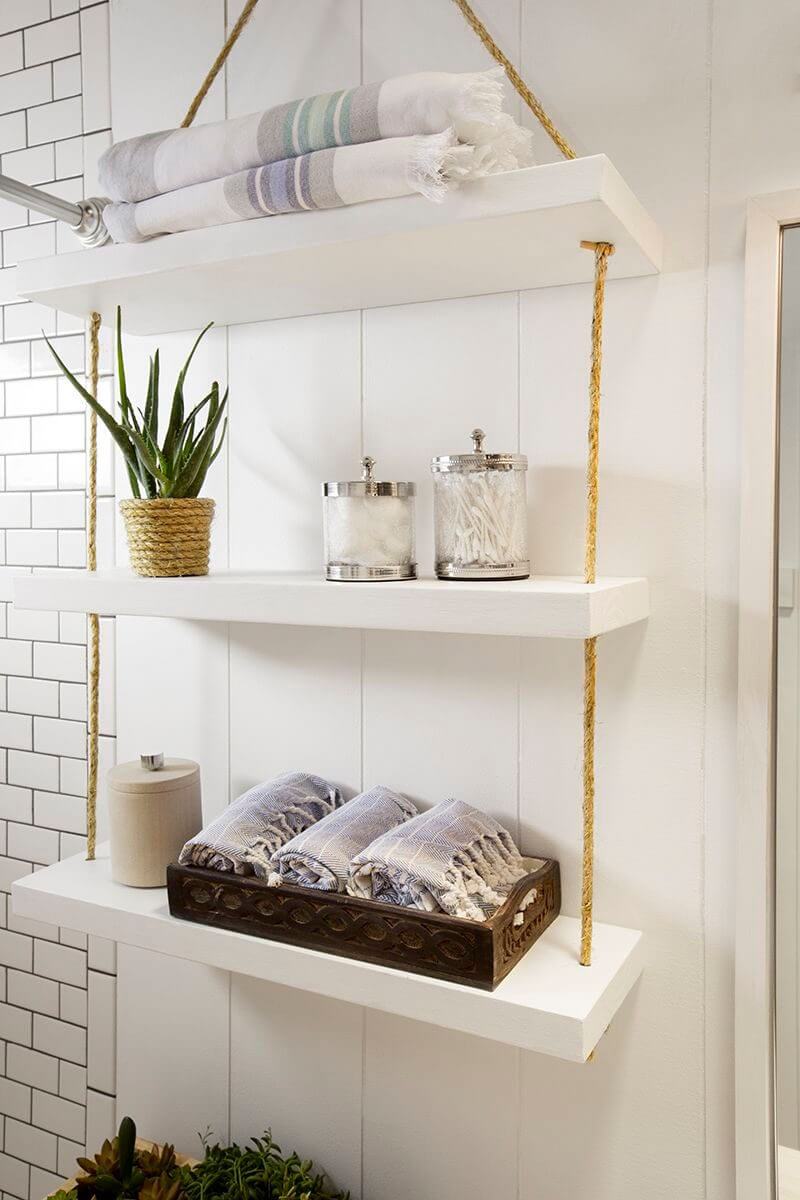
[16,155,661,334]
[12,847,643,1061]
[12,569,648,638]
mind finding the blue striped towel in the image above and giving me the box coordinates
[347,798,528,922]
[178,771,343,876]
[266,785,416,891]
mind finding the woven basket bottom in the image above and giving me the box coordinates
[120,498,215,577]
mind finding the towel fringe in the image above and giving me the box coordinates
[408,128,470,201]
[451,68,535,169]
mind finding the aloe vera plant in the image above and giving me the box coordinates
[45,308,228,500]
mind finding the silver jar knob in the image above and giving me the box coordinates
[140,752,164,771]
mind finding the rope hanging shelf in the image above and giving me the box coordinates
[69,0,618,969]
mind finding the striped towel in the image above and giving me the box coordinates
[178,771,343,876]
[103,130,481,243]
[99,70,532,203]
[267,785,417,891]
[347,798,528,922]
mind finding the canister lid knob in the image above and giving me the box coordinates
[471,428,485,453]
[361,456,375,481]
[140,752,164,771]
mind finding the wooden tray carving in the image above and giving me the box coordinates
[167,856,561,991]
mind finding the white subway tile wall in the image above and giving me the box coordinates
[0,5,115,1195]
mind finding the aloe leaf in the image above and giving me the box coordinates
[178,389,213,442]
[182,417,227,498]
[127,427,170,485]
[115,306,130,410]
[42,334,95,406]
[150,348,160,443]
[143,356,155,440]
[171,389,227,497]
[43,333,141,474]
[173,387,215,466]
[115,306,140,456]
[176,380,218,468]
[162,322,213,468]
[125,466,143,499]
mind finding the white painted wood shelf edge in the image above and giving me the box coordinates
[12,846,644,1062]
[15,155,663,334]
[12,569,649,638]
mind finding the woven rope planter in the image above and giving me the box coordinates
[120,498,215,577]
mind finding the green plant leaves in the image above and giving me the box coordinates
[179,1131,348,1200]
[44,310,227,501]
[117,1115,136,1183]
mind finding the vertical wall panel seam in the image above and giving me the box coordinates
[701,0,716,1195]
[515,11,523,1197]
[359,7,366,1196]
[224,0,233,1153]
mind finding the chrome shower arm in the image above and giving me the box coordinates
[0,173,110,247]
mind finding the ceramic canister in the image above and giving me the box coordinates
[107,754,202,887]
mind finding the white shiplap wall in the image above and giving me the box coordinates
[89,0,796,1196]
[0,2,117,1197]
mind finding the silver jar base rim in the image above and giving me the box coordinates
[435,560,530,581]
[326,563,418,581]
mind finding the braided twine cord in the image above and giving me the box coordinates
[450,0,576,160]
[450,1,616,967]
[85,0,613,969]
[83,2,257,858]
[181,0,260,128]
[85,313,101,860]
[579,242,614,966]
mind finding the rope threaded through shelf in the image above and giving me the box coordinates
[82,2,261,855]
[86,311,101,862]
[450,0,577,160]
[81,0,608,973]
[580,241,614,966]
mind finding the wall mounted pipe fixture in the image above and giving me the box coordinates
[0,172,110,247]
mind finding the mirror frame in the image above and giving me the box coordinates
[737,191,800,1199]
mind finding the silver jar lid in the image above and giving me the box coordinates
[323,456,416,498]
[431,428,528,474]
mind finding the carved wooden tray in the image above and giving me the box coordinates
[167,856,560,990]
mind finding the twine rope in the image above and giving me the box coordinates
[450,0,576,160]
[86,311,101,861]
[180,0,260,128]
[83,0,610,970]
[83,1,260,854]
[579,242,614,966]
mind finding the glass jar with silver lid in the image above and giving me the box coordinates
[431,428,529,580]
[323,456,416,581]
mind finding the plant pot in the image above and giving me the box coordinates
[120,497,215,577]
[48,1138,199,1200]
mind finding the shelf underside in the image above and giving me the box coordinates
[12,847,643,1062]
[16,155,662,334]
[12,570,649,638]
